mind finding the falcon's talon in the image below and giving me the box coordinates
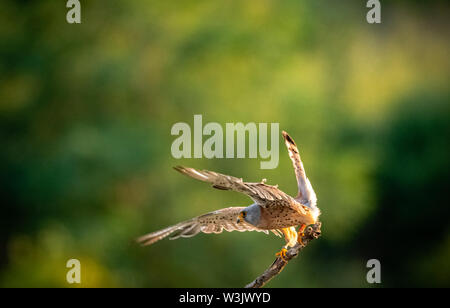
[297,224,307,244]
[275,248,288,261]
[297,234,306,247]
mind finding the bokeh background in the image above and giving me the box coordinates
[0,0,449,287]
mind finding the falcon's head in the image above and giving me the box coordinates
[237,203,261,226]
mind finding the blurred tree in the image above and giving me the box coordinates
[355,92,450,287]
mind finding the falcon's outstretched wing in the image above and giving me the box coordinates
[282,131,317,208]
[173,166,292,207]
[137,207,281,246]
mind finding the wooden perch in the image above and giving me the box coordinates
[245,222,322,288]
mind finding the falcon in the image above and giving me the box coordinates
[137,131,320,259]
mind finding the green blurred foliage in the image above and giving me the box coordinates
[0,0,449,287]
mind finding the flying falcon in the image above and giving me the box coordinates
[137,131,320,259]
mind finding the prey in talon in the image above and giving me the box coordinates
[137,131,320,264]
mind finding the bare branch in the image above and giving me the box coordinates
[245,222,322,288]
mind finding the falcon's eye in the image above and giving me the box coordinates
[242,212,247,218]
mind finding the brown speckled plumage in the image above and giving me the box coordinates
[137,131,320,248]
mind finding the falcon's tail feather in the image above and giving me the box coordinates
[282,131,318,209]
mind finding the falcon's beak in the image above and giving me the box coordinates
[237,212,245,224]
